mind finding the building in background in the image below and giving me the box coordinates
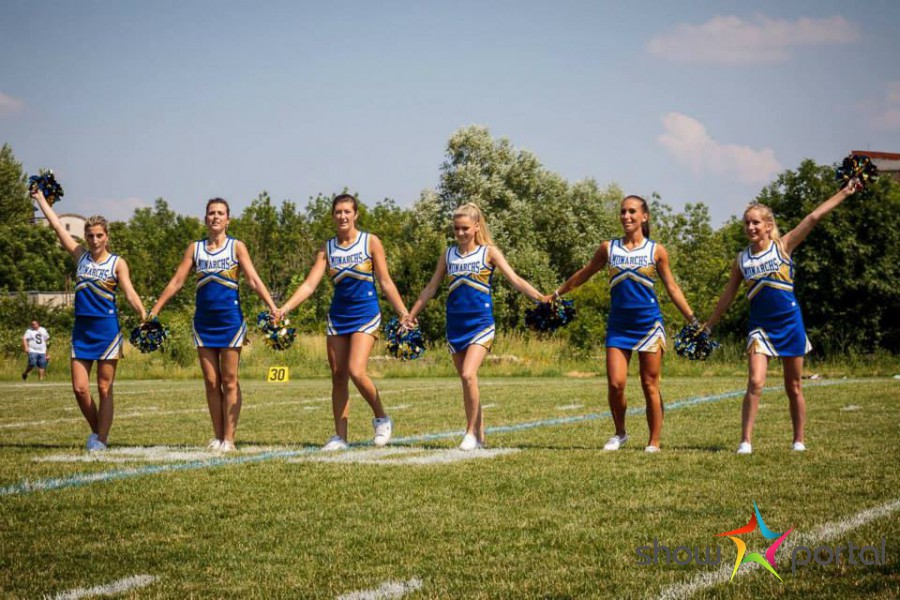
[34,213,86,240]
[852,150,900,184]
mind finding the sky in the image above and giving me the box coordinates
[2,0,899,225]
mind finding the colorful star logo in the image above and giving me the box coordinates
[716,500,794,582]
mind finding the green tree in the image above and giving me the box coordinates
[436,126,621,332]
[110,199,204,306]
[0,144,32,225]
[754,160,900,353]
[0,144,71,292]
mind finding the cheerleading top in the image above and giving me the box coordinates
[607,238,661,316]
[739,240,800,319]
[74,252,119,317]
[194,236,241,312]
[327,231,379,318]
[445,244,494,317]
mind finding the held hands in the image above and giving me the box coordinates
[400,313,418,330]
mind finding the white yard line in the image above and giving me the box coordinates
[336,577,423,600]
[48,574,157,599]
[656,498,900,600]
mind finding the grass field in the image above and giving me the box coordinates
[1,375,898,599]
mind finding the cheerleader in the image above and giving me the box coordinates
[705,180,861,454]
[149,198,277,452]
[278,194,410,450]
[403,203,544,450]
[552,196,698,452]
[31,189,148,451]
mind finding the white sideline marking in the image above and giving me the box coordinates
[841,404,862,411]
[556,404,583,410]
[336,577,422,600]
[49,574,157,599]
[35,445,283,464]
[481,403,497,409]
[655,498,900,600]
[291,447,519,466]
[386,404,411,411]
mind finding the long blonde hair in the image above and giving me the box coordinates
[453,203,494,246]
[743,202,781,241]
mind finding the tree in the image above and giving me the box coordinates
[109,199,204,306]
[436,126,622,332]
[0,144,70,292]
[0,144,32,225]
[754,160,900,353]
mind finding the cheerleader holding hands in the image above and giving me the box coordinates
[32,188,148,452]
[148,198,278,452]
[550,195,699,453]
[403,203,545,450]
[704,179,861,455]
[278,194,411,451]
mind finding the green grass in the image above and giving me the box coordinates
[3,332,900,381]
[0,376,898,598]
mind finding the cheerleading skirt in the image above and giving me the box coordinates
[606,310,666,353]
[327,311,381,337]
[193,310,246,348]
[747,308,811,357]
[446,312,495,354]
[71,316,123,360]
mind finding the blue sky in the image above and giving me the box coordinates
[2,0,898,225]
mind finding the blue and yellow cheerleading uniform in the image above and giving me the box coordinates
[71,252,123,360]
[192,237,246,348]
[739,241,811,357]
[606,238,666,353]
[445,245,495,353]
[326,232,381,336]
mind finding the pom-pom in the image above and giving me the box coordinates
[383,317,426,360]
[129,319,169,353]
[28,169,65,205]
[674,324,719,361]
[836,154,878,190]
[256,311,296,350]
[525,298,576,332]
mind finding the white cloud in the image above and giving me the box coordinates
[871,81,900,130]
[658,112,782,184]
[0,91,25,116]
[648,15,859,64]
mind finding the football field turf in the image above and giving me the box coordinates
[1,376,897,599]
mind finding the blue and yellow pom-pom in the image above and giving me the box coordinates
[674,324,719,361]
[28,169,65,205]
[256,311,296,351]
[836,154,878,190]
[129,319,169,353]
[383,317,426,361]
[525,298,576,332]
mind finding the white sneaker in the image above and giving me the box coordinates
[736,442,753,455]
[207,439,222,451]
[87,438,107,452]
[86,433,98,450]
[372,416,393,447]
[603,434,629,451]
[322,436,349,451]
[644,445,660,453]
[459,433,479,451]
[219,440,236,453]
[792,441,806,452]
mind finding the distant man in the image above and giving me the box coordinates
[22,320,50,381]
